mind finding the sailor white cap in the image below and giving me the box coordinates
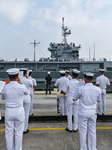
[48,71,50,74]
[84,72,94,77]
[6,68,20,75]
[99,69,105,72]
[28,70,32,72]
[72,69,80,74]
[20,68,28,71]
[59,70,65,74]
[65,70,70,73]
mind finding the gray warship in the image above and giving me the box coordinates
[0,17,112,90]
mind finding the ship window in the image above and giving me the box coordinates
[107,67,112,71]
[0,64,4,69]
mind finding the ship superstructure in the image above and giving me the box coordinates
[0,18,112,90]
[48,17,81,61]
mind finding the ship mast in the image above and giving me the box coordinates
[30,40,40,62]
[62,17,71,44]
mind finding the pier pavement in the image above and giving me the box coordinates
[0,91,112,149]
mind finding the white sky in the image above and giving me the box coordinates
[0,0,112,61]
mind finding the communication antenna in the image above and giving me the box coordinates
[89,47,91,61]
[30,40,40,62]
[62,17,71,44]
[93,43,95,61]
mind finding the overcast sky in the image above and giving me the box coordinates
[0,0,112,61]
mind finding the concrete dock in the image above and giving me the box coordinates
[0,91,112,150]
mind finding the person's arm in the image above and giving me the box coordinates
[47,84,56,88]
[34,85,37,91]
[22,85,30,95]
[48,79,58,88]
[96,77,99,87]
[107,85,110,89]
[33,79,37,91]
[97,89,101,102]
[1,87,5,100]
[73,88,80,101]
[60,80,69,95]
[106,79,110,89]
[45,76,47,80]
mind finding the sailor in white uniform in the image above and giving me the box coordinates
[48,70,69,115]
[96,69,110,115]
[28,70,37,116]
[73,72,101,150]
[61,69,80,132]
[65,70,72,80]
[20,68,33,134]
[1,68,29,150]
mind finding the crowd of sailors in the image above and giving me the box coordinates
[0,68,110,150]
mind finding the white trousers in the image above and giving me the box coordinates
[0,109,1,120]
[78,114,97,150]
[64,95,68,115]
[98,89,106,114]
[29,94,33,115]
[5,107,24,150]
[23,102,30,131]
[67,100,79,131]
[59,96,66,115]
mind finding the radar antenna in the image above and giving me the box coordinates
[30,40,40,62]
[62,17,71,44]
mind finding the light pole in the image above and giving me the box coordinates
[30,40,40,62]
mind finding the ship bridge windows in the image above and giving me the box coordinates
[0,64,4,69]
[107,67,112,71]
[99,63,104,69]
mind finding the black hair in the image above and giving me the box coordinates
[8,74,18,80]
[29,72,32,76]
[84,75,93,81]
[66,72,69,74]
[60,73,65,76]
[72,72,79,78]
[23,70,27,76]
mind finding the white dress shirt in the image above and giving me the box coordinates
[21,77,33,93]
[28,76,37,95]
[96,75,110,89]
[54,76,69,90]
[73,83,101,115]
[63,79,79,98]
[1,81,29,108]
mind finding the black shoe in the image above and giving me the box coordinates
[23,129,30,134]
[102,113,105,115]
[66,127,72,132]
[97,113,101,116]
[73,129,78,132]
[29,114,34,117]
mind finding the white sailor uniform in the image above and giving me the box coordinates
[55,76,69,115]
[73,83,101,150]
[65,74,72,80]
[63,79,79,131]
[1,81,29,150]
[28,76,37,115]
[21,77,33,132]
[96,75,110,114]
